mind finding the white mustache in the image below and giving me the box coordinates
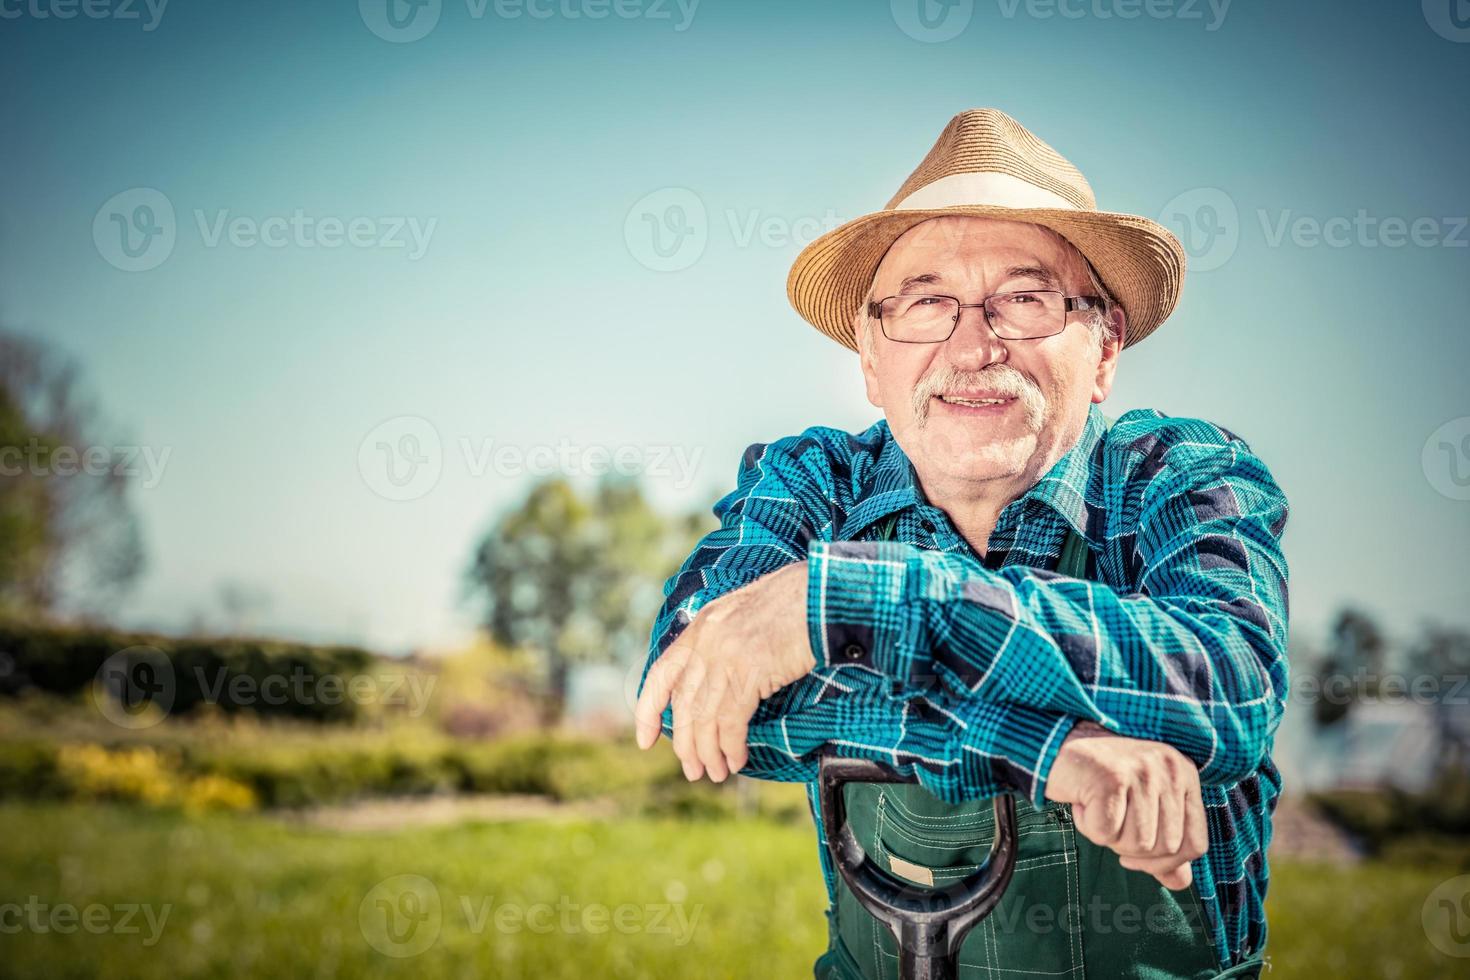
[911,364,1046,429]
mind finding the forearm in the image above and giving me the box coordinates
[806,540,1287,785]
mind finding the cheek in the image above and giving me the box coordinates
[1023,340,1093,404]
[875,353,929,412]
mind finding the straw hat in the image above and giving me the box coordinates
[786,108,1185,351]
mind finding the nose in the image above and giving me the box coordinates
[942,303,1008,370]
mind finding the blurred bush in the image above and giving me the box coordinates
[0,618,380,723]
[1309,762,1470,854]
[0,709,811,822]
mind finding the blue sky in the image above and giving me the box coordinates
[2,0,1467,655]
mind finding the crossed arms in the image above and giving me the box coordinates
[633,420,1290,886]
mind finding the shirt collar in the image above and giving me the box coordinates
[841,404,1108,542]
[1003,402,1107,541]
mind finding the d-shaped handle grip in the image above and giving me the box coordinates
[817,751,1019,980]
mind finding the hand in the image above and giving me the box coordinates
[633,562,815,782]
[1043,720,1208,891]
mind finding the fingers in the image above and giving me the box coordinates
[693,666,730,782]
[1156,780,1186,857]
[1065,748,1207,895]
[634,645,690,750]
[717,703,751,776]
[671,655,709,781]
[1128,782,1160,854]
[1119,853,1193,891]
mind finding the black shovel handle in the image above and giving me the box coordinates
[817,751,1019,980]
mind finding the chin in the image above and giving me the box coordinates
[909,424,1038,482]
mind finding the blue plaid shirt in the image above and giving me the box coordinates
[643,403,1290,969]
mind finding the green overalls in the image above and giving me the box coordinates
[813,515,1268,980]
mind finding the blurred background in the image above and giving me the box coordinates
[2,1,1469,977]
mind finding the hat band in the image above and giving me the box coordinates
[893,171,1082,212]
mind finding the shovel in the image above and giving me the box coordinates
[817,751,1020,980]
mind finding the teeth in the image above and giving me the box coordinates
[941,396,1007,407]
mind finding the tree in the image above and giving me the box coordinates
[1310,608,1386,728]
[1406,624,1470,782]
[464,476,707,725]
[0,329,144,619]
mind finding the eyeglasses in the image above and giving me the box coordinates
[868,290,1103,344]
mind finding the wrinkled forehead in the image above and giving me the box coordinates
[870,215,1088,294]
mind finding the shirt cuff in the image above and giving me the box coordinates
[806,539,923,679]
[954,702,1080,807]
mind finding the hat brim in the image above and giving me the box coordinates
[786,206,1186,351]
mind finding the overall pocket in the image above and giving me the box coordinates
[835,784,1086,980]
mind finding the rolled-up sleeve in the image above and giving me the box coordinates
[806,436,1290,787]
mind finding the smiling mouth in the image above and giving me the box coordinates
[935,394,1014,408]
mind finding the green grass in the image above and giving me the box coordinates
[0,802,1464,979]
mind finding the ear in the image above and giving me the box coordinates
[1091,306,1125,404]
[858,314,884,409]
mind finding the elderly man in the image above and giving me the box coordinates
[634,109,1287,980]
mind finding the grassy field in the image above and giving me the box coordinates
[0,802,1463,979]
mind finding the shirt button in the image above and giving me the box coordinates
[919,520,936,534]
[842,643,866,661]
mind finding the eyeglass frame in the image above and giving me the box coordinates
[866,290,1105,344]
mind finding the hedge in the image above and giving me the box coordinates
[0,619,379,723]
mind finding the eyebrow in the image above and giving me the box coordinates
[896,272,943,292]
[894,265,1062,294]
